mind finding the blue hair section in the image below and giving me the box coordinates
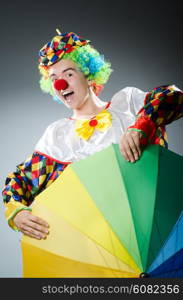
[76,52,105,76]
[87,55,105,74]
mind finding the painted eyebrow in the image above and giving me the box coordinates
[50,68,77,78]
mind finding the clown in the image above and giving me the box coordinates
[2,29,183,240]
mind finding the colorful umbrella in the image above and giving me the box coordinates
[21,144,183,278]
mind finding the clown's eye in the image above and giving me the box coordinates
[67,73,73,77]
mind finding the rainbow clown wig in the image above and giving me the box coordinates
[38,29,112,103]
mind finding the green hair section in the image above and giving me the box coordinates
[39,77,55,96]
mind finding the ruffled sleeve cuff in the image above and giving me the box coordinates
[128,115,157,146]
[5,200,32,231]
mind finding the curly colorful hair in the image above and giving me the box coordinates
[39,44,112,103]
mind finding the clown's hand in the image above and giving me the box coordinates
[13,210,49,240]
[119,128,143,163]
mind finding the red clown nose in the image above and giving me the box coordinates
[54,79,69,91]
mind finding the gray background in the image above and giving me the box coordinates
[0,0,183,277]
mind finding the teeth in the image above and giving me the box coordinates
[62,90,73,96]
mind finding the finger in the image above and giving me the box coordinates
[121,141,134,162]
[122,136,136,162]
[130,132,141,157]
[124,145,135,162]
[119,142,130,161]
[120,135,137,162]
[20,224,47,239]
[29,215,49,228]
[126,134,140,161]
[22,229,42,240]
[27,220,49,235]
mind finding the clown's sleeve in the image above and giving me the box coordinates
[2,152,69,231]
[128,84,183,147]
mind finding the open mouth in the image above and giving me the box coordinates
[63,91,74,102]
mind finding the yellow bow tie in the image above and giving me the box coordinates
[75,109,112,141]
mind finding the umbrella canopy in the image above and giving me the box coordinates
[21,144,183,277]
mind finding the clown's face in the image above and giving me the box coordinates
[48,59,91,110]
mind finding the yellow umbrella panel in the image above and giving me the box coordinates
[22,201,139,277]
